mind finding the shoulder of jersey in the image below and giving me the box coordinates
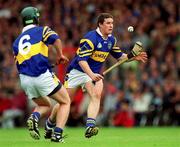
[42,26,58,42]
[43,26,57,34]
[13,26,43,46]
[84,30,98,41]
[109,34,115,39]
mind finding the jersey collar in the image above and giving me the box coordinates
[22,24,36,33]
[96,27,112,40]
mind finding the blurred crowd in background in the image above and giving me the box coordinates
[0,0,179,128]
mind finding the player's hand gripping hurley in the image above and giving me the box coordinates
[103,41,144,76]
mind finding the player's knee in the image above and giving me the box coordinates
[64,95,71,105]
[59,95,71,105]
[90,92,101,100]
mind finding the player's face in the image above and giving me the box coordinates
[100,18,113,36]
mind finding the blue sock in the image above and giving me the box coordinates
[54,127,63,135]
[32,112,40,121]
[86,118,96,127]
[46,118,56,129]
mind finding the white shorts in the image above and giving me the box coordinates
[19,69,60,99]
[64,69,92,89]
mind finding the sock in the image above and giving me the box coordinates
[86,118,96,127]
[46,118,56,129]
[32,112,40,121]
[54,127,63,136]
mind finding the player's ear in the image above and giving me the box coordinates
[99,22,103,28]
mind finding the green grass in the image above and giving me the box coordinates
[0,127,180,147]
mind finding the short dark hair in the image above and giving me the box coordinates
[97,13,113,27]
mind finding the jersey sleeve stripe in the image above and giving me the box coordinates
[43,30,56,38]
[43,32,58,42]
[80,39,94,50]
[112,50,122,53]
[78,50,93,55]
[43,26,49,36]
[112,46,122,52]
[78,52,92,57]
[112,46,120,49]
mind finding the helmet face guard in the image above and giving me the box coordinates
[21,7,40,26]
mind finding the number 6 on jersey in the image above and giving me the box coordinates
[18,34,31,55]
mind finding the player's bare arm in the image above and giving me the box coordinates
[53,39,69,64]
[79,60,104,82]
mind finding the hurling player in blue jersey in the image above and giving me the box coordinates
[12,7,70,142]
[48,13,147,138]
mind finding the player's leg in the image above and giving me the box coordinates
[48,85,71,142]
[84,80,103,138]
[44,103,59,139]
[20,73,52,140]
[44,87,78,139]
[28,69,70,142]
[27,97,51,140]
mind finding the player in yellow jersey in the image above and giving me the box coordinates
[45,13,148,138]
[12,7,70,142]
[65,13,147,138]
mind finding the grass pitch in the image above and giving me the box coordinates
[0,127,179,147]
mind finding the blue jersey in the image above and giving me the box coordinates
[67,28,123,74]
[13,26,59,76]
